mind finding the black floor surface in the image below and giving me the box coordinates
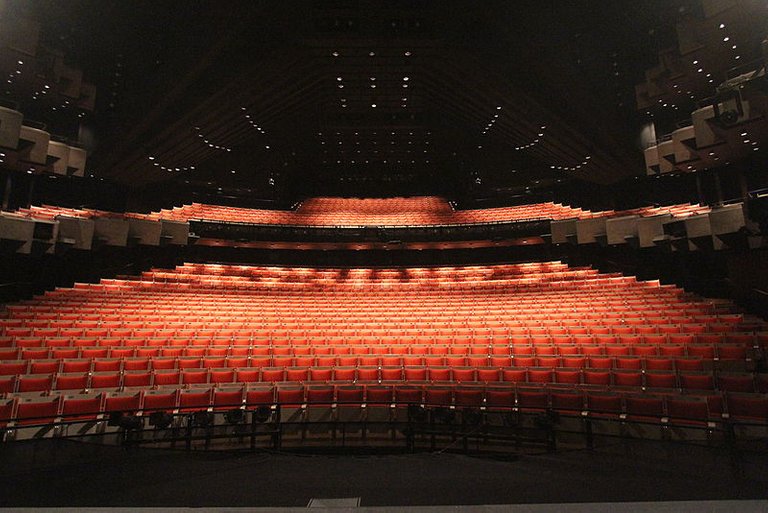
[1,439,767,507]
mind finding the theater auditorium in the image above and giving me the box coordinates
[0,1,767,510]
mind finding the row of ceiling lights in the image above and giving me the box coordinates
[331,50,412,58]
[336,75,411,109]
[514,126,547,151]
[322,158,431,165]
[741,130,760,152]
[146,155,195,173]
[718,22,741,61]
[241,107,266,135]
[194,127,232,152]
[550,155,591,172]
[481,106,502,135]
[146,106,274,174]
[5,60,22,86]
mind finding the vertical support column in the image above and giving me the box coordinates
[695,172,705,205]
[737,167,749,202]
[737,165,750,219]
[1,172,11,211]
[26,174,35,209]
[713,169,723,206]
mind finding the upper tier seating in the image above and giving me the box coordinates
[6,200,709,228]
[0,200,718,254]
[149,197,710,226]
[0,261,765,430]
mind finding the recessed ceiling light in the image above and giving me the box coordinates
[371,103,377,108]
[332,51,339,57]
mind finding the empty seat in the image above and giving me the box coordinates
[726,394,768,423]
[16,397,61,426]
[179,389,212,412]
[625,395,664,421]
[61,394,104,421]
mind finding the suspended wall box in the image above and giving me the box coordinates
[55,215,95,250]
[605,215,640,246]
[19,126,49,165]
[644,145,660,175]
[47,140,70,175]
[127,218,162,246]
[0,213,35,254]
[0,106,23,149]
[672,125,696,166]
[550,218,578,245]
[637,214,672,248]
[683,213,714,250]
[67,146,87,177]
[710,203,747,250]
[692,105,721,149]
[576,217,607,244]
[93,218,129,247]
[160,220,190,245]
[656,140,675,174]
[0,213,56,254]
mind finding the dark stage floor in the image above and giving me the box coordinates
[1,438,767,507]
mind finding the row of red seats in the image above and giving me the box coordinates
[2,384,765,429]
[1,336,758,353]
[148,199,708,226]
[7,324,752,336]
[11,200,709,231]
[1,324,754,337]
[0,344,755,365]
[0,356,730,374]
[1,367,764,394]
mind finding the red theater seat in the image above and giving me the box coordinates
[16,397,61,426]
[61,394,103,421]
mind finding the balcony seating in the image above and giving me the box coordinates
[150,197,709,227]
[8,199,710,228]
[0,261,765,430]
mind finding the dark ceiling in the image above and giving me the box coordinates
[15,0,690,201]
